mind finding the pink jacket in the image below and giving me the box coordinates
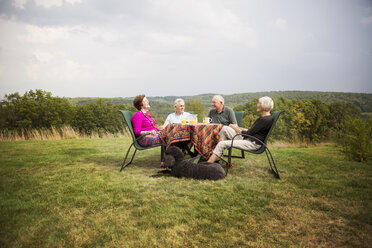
[131,110,159,137]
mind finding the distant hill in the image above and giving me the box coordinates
[69,91,372,112]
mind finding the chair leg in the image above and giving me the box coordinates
[225,147,233,175]
[120,143,137,171]
[264,149,280,179]
[241,150,245,158]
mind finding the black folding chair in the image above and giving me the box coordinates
[226,110,284,179]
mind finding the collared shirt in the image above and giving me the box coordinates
[208,106,237,126]
[163,112,192,127]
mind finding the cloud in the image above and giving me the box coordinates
[26,50,90,81]
[34,0,63,8]
[12,0,82,9]
[12,0,28,9]
[147,0,258,48]
[65,0,82,5]
[1,0,372,97]
[0,64,3,79]
[143,32,194,53]
[32,50,53,64]
[19,24,71,43]
[271,18,288,30]
[18,23,118,45]
[87,27,118,44]
[361,16,372,24]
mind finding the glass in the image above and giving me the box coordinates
[203,117,211,124]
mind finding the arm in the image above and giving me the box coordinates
[229,124,241,133]
[242,118,262,136]
[229,124,247,133]
[131,112,144,136]
[132,112,158,136]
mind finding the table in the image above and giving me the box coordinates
[161,123,223,159]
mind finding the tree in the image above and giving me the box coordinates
[71,100,131,136]
[186,100,205,122]
[0,89,73,131]
[338,118,372,163]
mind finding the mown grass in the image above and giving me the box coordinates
[0,138,371,247]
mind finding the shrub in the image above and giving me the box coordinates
[338,118,372,164]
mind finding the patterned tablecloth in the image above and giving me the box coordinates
[161,123,223,159]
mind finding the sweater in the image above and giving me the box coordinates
[242,115,273,143]
[131,110,159,137]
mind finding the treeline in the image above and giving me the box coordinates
[234,97,372,163]
[224,91,372,112]
[69,91,372,112]
[1,90,370,163]
[0,90,134,138]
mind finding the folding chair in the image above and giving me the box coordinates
[118,110,164,171]
[226,110,284,179]
[234,111,244,126]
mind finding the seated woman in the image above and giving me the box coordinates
[207,96,274,163]
[131,94,163,147]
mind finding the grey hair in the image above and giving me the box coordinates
[174,98,185,106]
[213,95,224,105]
[258,96,274,112]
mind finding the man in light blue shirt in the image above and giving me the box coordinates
[163,98,191,127]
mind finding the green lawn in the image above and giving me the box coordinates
[0,138,371,247]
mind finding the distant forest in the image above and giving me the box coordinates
[69,91,372,113]
[1,89,371,162]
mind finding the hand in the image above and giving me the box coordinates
[150,130,156,135]
[229,124,241,133]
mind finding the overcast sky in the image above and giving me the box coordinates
[0,0,371,98]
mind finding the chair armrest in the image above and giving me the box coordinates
[134,132,165,147]
[135,133,151,141]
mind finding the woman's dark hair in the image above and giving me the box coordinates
[133,94,145,110]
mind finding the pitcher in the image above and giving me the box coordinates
[190,114,198,124]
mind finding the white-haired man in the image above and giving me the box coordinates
[208,96,274,163]
[163,98,191,127]
[208,95,237,126]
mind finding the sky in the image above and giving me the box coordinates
[0,0,371,98]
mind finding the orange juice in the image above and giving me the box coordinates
[203,120,208,123]
[190,120,197,124]
[181,120,186,124]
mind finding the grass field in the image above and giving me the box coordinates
[0,138,371,247]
